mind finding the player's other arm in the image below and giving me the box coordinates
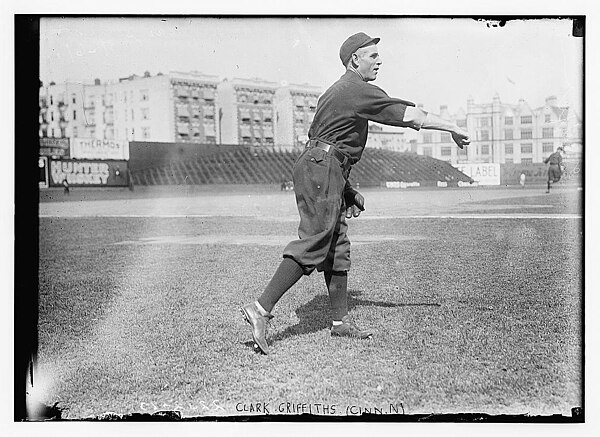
[403,106,470,149]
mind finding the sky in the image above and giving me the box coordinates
[39,16,583,117]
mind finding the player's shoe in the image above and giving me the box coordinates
[331,315,373,339]
[241,302,273,355]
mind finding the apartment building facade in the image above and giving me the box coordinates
[414,95,582,165]
[39,71,220,144]
[367,124,408,152]
[274,83,321,148]
[216,77,278,147]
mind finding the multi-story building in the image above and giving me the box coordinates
[274,83,321,149]
[413,95,582,165]
[167,71,219,144]
[367,124,408,152]
[216,77,278,147]
[39,81,85,139]
[39,70,220,144]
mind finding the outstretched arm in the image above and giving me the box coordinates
[403,107,471,149]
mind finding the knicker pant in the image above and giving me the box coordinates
[548,164,562,182]
[283,146,351,275]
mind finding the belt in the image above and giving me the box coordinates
[306,139,351,172]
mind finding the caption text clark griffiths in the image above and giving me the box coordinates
[235,402,405,415]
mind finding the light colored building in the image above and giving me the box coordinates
[413,95,582,165]
[39,82,85,139]
[216,77,277,146]
[39,70,220,144]
[367,124,408,152]
[274,83,321,149]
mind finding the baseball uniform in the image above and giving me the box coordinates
[282,70,425,274]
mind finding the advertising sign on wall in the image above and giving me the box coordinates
[39,137,70,158]
[49,159,129,187]
[70,138,129,160]
[456,163,500,186]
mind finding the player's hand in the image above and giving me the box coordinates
[345,192,365,219]
[452,129,470,149]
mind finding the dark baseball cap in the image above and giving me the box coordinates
[339,32,381,66]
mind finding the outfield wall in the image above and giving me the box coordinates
[128,141,248,171]
[500,160,582,186]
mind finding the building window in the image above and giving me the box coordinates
[520,115,532,124]
[457,119,467,128]
[440,147,452,156]
[505,158,513,164]
[521,143,533,154]
[521,158,533,164]
[140,89,149,101]
[72,95,76,104]
[504,129,513,140]
[505,144,513,154]
[479,117,490,127]
[542,127,553,138]
[422,133,433,143]
[51,112,54,122]
[545,114,551,123]
[72,127,78,137]
[542,143,554,153]
[131,109,135,121]
[141,108,149,120]
[142,127,151,139]
[480,130,490,141]
[504,116,513,125]
[50,96,53,105]
[521,129,532,139]
[423,147,432,156]
[441,133,451,143]
[73,110,77,121]
[254,137,262,145]
[481,145,490,155]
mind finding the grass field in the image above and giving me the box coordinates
[35,185,583,419]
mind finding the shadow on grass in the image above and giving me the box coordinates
[269,290,440,343]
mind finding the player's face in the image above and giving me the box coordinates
[354,44,382,81]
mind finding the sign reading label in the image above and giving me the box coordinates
[456,163,500,186]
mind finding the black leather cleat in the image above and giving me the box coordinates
[331,315,373,339]
[241,302,273,354]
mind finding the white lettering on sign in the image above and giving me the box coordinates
[50,160,110,185]
[385,181,421,189]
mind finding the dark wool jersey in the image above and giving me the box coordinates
[308,70,422,164]
[544,151,563,166]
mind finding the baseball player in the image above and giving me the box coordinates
[241,32,470,354]
[544,146,564,193]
